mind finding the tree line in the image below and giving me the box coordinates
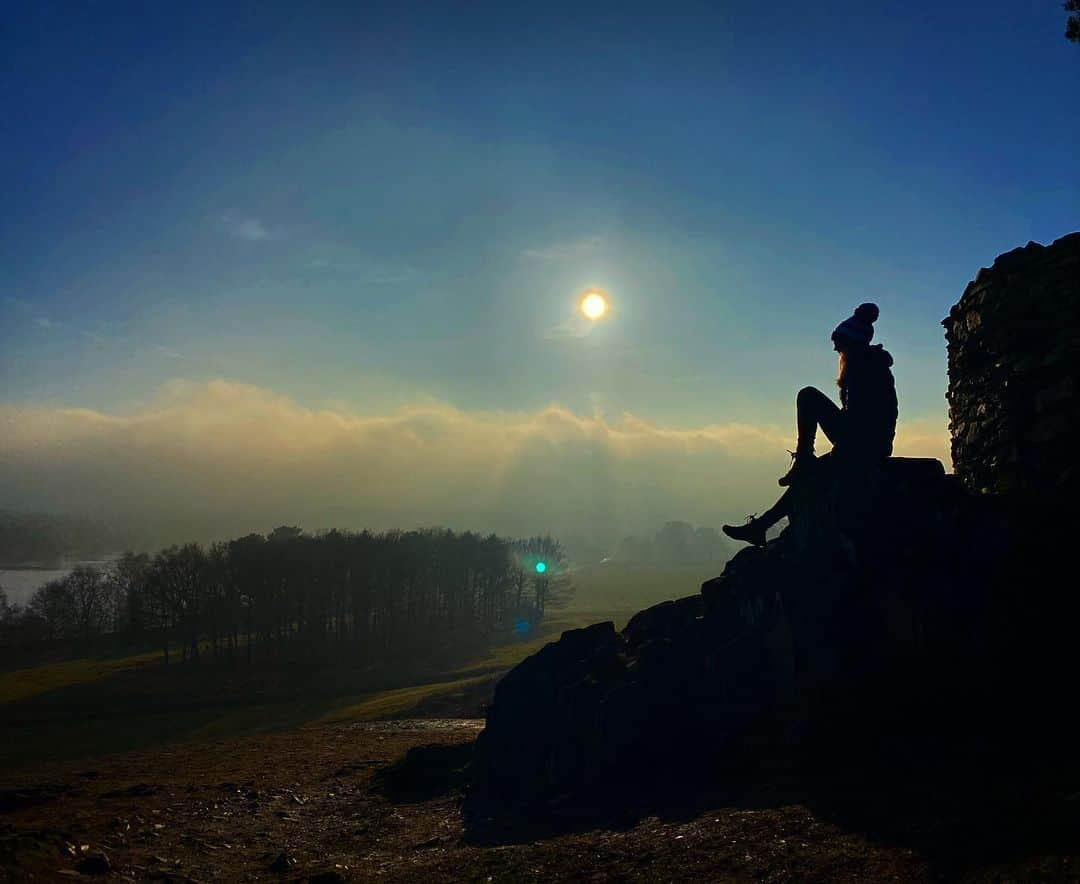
[610,521,732,566]
[0,526,570,667]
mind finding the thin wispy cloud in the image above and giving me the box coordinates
[544,313,598,341]
[4,296,61,332]
[521,236,605,263]
[220,213,280,242]
[304,256,417,284]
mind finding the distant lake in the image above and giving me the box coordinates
[0,559,116,608]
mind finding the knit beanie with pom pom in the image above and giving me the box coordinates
[832,303,879,345]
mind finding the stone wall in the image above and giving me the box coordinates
[943,232,1080,496]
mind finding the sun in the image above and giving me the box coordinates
[580,291,608,320]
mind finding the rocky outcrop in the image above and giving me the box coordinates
[471,234,1080,812]
[471,457,994,807]
[944,232,1080,496]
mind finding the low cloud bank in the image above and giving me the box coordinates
[0,380,949,550]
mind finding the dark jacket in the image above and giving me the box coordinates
[839,344,897,458]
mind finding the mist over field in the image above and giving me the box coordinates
[0,379,949,552]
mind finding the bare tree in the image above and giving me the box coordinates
[66,565,109,650]
[152,544,209,663]
[109,552,152,642]
[27,579,73,642]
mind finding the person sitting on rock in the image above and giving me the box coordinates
[722,303,898,546]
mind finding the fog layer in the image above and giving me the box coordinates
[0,380,949,549]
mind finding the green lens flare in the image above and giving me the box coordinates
[535,561,547,573]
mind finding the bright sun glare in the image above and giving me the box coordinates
[580,291,608,320]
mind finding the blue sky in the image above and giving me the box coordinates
[1,2,1077,542]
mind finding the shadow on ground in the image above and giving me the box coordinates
[378,736,1080,881]
[374,742,474,803]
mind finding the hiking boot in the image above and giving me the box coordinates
[722,516,768,547]
[778,450,817,487]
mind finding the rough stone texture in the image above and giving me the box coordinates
[943,232,1080,496]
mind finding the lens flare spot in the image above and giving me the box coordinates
[535,561,547,573]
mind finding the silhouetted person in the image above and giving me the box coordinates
[723,304,897,546]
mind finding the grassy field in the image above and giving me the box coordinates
[320,605,643,725]
[564,562,722,613]
[0,649,162,704]
[0,610,617,769]
[0,565,719,769]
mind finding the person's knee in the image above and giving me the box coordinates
[797,386,822,404]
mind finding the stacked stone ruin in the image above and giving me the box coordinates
[469,233,1080,814]
[944,232,1080,497]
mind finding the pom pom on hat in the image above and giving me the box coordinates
[853,303,879,324]
[833,303,878,345]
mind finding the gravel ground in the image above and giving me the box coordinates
[2,718,1077,882]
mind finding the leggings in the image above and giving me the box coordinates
[759,386,846,529]
[796,386,846,454]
